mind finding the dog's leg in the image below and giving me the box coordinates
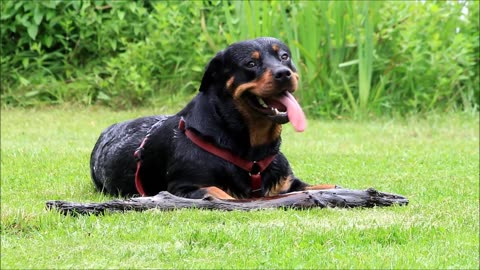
[304,184,338,190]
[286,176,340,192]
[186,186,235,200]
[266,176,339,198]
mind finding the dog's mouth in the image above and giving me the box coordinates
[244,91,307,132]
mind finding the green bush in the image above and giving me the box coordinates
[1,0,478,116]
[93,1,223,108]
[1,0,153,105]
[373,1,480,114]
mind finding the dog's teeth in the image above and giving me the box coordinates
[257,97,268,108]
[271,107,286,116]
[273,108,287,116]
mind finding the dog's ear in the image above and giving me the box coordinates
[199,50,224,92]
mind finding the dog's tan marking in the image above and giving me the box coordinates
[231,70,300,146]
[305,184,337,190]
[292,72,300,81]
[232,71,281,146]
[249,121,283,147]
[272,44,280,52]
[232,70,277,99]
[233,71,299,99]
[201,186,235,200]
[226,76,235,90]
[266,175,293,197]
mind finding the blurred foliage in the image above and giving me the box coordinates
[0,0,478,116]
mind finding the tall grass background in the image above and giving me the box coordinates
[1,0,478,117]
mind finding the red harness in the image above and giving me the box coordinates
[134,118,276,197]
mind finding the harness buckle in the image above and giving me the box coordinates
[249,161,261,176]
[135,134,151,162]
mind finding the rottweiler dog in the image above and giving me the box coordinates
[90,37,337,199]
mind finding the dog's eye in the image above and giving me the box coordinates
[280,53,289,61]
[246,61,256,68]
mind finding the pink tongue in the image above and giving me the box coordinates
[273,92,307,132]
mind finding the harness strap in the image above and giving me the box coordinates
[179,118,276,197]
[134,117,168,197]
[134,136,149,196]
[134,118,277,197]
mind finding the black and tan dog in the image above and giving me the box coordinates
[90,37,337,200]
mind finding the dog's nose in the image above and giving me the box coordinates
[273,67,292,82]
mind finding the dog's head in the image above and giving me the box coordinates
[199,37,306,133]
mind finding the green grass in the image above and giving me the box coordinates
[1,107,479,269]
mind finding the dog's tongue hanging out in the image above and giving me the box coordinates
[274,92,307,132]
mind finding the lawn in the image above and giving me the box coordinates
[1,107,479,269]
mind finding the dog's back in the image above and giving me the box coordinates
[90,115,168,196]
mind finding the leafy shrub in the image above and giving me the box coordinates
[1,0,478,116]
[92,1,220,108]
[374,1,479,114]
[1,0,152,105]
